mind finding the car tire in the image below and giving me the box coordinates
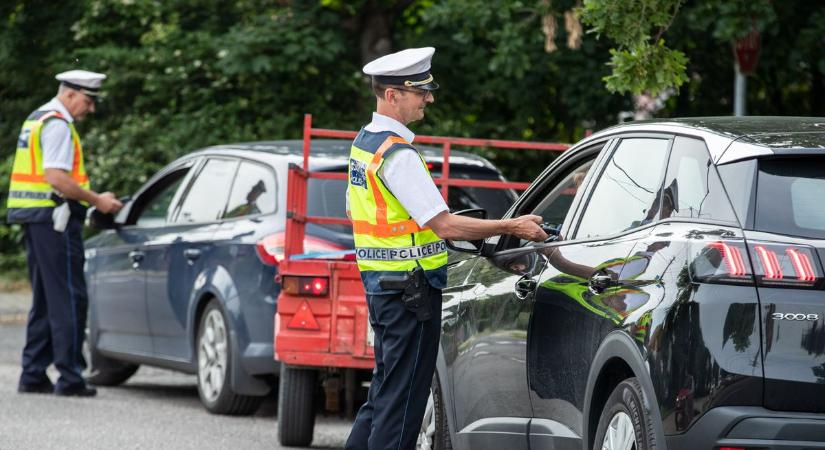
[83,337,139,386]
[593,378,656,450]
[417,372,452,450]
[196,299,263,415]
[277,363,316,447]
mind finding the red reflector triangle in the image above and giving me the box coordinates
[287,301,320,330]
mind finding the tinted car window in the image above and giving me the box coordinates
[575,138,670,239]
[755,156,825,239]
[430,167,518,219]
[223,161,276,219]
[717,159,756,226]
[660,136,738,223]
[308,175,350,234]
[531,159,595,228]
[176,158,238,223]
[134,169,189,227]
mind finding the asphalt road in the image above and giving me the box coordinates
[0,323,350,449]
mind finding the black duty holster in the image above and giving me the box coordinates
[378,266,432,322]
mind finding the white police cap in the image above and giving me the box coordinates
[55,70,107,97]
[363,47,439,90]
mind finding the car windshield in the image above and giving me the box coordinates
[307,165,518,234]
[755,156,825,239]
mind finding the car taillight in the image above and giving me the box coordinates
[255,232,351,266]
[690,240,754,285]
[689,240,824,289]
[256,233,283,266]
[282,276,329,296]
[747,241,823,289]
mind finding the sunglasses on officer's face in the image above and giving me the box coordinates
[392,87,433,100]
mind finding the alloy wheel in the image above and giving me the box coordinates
[601,411,636,450]
[416,387,436,450]
[198,309,228,402]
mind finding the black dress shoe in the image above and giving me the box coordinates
[18,382,55,394]
[54,385,97,397]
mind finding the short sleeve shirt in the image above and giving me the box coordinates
[347,112,448,226]
[38,98,75,171]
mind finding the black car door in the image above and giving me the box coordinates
[445,143,603,450]
[527,136,674,448]
[143,157,238,361]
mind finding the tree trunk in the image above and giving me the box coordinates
[357,0,415,65]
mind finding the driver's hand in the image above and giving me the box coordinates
[510,214,548,242]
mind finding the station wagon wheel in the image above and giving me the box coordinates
[198,306,228,403]
[196,299,263,415]
[593,378,655,450]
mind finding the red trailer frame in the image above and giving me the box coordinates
[273,114,568,446]
[275,114,567,368]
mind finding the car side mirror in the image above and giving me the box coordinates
[87,195,131,231]
[445,208,487,254]
[88,207,118,230]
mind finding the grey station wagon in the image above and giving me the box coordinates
[83,139,517,415]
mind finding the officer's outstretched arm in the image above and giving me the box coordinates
[44,168,123,214]
[425,211,547,242]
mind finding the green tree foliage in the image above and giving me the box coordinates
[580,0,689,96]
[0,0,822,273]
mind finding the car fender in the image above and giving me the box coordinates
[583,331,666,450]
[188,264,270,396]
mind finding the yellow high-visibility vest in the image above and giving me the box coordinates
[7,110,90,223]
[348,131,447,276]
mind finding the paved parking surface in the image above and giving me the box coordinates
[0,321,350,449]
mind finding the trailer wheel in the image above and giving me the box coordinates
[278,363,317,447]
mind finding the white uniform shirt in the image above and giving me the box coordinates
[348,112,449,226]
[38,98,75,172]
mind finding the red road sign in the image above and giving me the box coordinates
[734,29,761,75]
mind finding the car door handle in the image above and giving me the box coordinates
[514,276,537,300]
[184,248,202,261]
[128,250,144,270]
[589,272,613,293]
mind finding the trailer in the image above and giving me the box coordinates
[274,114,569,446]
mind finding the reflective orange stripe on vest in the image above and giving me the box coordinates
[366,135,408,226]
[352,218,428,238]
[22,110,86,182]
[10,173,89,183]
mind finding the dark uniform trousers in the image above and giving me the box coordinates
[345,285,442,450]
[19,218,88,391]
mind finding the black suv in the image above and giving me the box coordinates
[421,118,825,450]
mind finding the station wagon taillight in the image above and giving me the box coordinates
[689,240,824,289]
[255,232,351,266]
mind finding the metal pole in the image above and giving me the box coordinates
[734,66,746,116]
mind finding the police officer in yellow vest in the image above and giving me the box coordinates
[7,70,123,397]
[345,48,547,450]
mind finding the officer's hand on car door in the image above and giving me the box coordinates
[509,214,548,242]
[95,191,124,214]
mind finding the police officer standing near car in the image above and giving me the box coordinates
[7,70,123,397]
[345,47,547,450]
